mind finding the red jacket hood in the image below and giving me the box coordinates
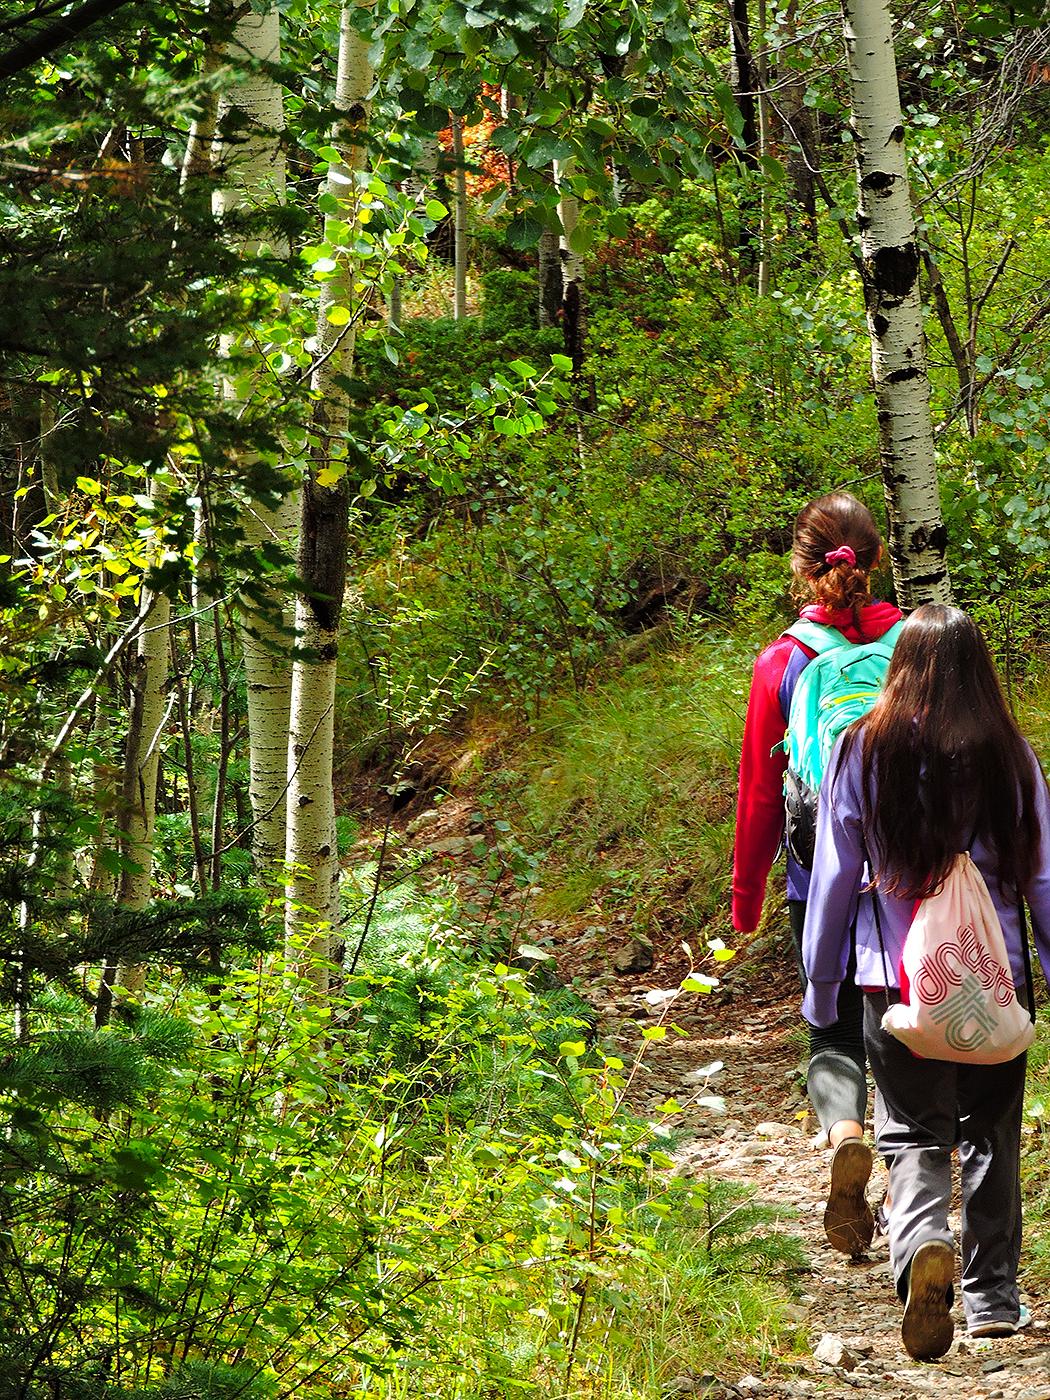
[799,601,902,644]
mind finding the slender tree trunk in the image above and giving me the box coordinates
[780,0,818,252]
[841,0,950,606]
[211,2,297,875]
[537,225,561,328]
[97,505,173,1018]
[285,1,372,983]
[451,115,468,319]
[554,159,585,375]
[756,0,771,295]
[730,0,760,278]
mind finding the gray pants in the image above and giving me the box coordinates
[789,901,867,1133]
[864,994,1026,1329]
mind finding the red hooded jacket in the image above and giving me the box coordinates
[731,601,903,933]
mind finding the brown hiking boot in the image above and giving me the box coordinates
[901,1239,954,1361]
[823,1138,874,1256]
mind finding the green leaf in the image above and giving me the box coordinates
[326,304,351,326]
[681,974,719,993]
[425,198,449,220]
[507,359,537,379]
[506,213,545,250]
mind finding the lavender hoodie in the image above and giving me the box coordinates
[802,731,1050,1027]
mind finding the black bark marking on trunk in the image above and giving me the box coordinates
[861,169,895,193]
[889,124,904,143]
[858,213,872,231]
[905,567,948,589]
[563,277,585,378]
[907,522,948,555]
[886,366,921,383]
[298,470,349,634]
[872,313,890,337]
[870,243,919,298]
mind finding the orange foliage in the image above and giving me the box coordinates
[439,85,511,195]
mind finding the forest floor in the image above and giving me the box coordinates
[590,940,1050,1400]
[395,789,1050,1400]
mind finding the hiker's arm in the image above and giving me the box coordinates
[732,639,794,933]
[801,739,864,1026]
[1023,746,1050,987]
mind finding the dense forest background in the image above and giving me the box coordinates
[5,0,1050,1395]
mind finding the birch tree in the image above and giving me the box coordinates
[285,1,373,977]
[841,0,951,606]
[211,2,297,874]
[451,114,468,319]
[554,158,585,375]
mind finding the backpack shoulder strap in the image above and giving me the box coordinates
[876,619,906,650]
[783,620,848,656]
[778,623,846,723]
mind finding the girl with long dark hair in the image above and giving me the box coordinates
[804,604,1050,1360]
[734,492,902,1254]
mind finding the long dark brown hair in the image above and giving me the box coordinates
[844,604,1041,899]
[791,491,882,623]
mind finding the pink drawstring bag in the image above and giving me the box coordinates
[881,854,1035,1064]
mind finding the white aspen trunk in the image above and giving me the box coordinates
[842,0,951,606]
[211,3,299,874]
[537,225,561,327]
[554,159,585,371]
[285,1,372,980]
[452,115,468,319]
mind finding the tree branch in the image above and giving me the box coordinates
[0,0,136,81]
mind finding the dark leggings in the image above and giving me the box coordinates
[789,900,867,1134]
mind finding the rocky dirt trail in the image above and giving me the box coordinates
[583,942,1050,1400]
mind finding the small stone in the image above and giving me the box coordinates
[406,808,440,834]
[736,1375,764,1393]
[845,1337,875,1357]
[814,1334,858,1371]
[427,835,469,855]
[755,1120,795,1141]
[662,1376,699,1396]
[612,939,655,975]
[982,1359,1006,1374]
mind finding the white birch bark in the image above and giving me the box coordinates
[842,0,951,606]
[285,1,372,978]
[537,225,561,327]
[211,3,299,873]
[554,158,585,370]
[451,115,468,319]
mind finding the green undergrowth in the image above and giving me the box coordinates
[1,859,803,1398]
[491,624,755,951]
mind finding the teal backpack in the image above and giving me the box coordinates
[780,619,904,867]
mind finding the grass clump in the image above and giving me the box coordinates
[508,628,755,947]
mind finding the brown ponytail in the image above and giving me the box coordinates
[791,491,883,621]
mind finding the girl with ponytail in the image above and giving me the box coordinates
[733,491,902,1256]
